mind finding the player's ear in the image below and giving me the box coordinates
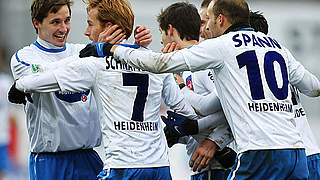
[168,24,173,36]
[33,19,40,30]
[218,14,224,26]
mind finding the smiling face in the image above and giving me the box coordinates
[33,5,71,47]
[84,7,107,43]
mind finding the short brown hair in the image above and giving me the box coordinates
[201,0,211,8]
[212,0,249,24]
[31,0,73,33]
[83,0,134,38]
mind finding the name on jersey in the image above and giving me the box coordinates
[106,56,141,72]
[248,102,292,113]
[114,121,159,131]
[294,107,306,118]
[233,33,282,49]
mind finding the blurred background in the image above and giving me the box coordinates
[0,0,319,179]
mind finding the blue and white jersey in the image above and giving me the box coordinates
[10,37,101,153]
[291,85,320,156]
[15,51,197,169]
[114,30,320,153]
[0,74,12,145]
[181,70,230,174]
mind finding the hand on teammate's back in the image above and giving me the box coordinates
[8,82,33,105]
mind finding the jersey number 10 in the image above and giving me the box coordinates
[237,50,289,100]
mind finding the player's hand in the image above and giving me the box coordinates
[98,24,126,44]
[79,42,114,58]
[160,111,198,137]
[214,147,237,169]
[190,139,217,172]
[8,82,33,105]
[134,25,152,47]
[173,73,185,85]
[164,126,180,148]
[161,42,180,53]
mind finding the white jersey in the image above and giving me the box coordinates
[10,38,101,152]
[0,74,12,145]
[16,53,197,169]
[181,70,226,173]
[291,85,320,156]
[114,30,320,153]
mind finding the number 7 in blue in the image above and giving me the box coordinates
[123,73,149,122]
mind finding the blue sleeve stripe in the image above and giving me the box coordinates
[15,51,30,66]
[33,41,66,53]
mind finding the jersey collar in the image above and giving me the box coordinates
[33,37,66,53]
[224,22,254,34]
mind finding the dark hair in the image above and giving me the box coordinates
[157,2,201,41]
[31,0,73,33]
[249,11,268,34]
[212,0,249,24]
[201,0,211,8]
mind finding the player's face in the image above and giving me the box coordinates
[34,5,71,47]
[207,1,223,38]
[160,28,173,47]
[84,8,105,43]
[200,7,212,40]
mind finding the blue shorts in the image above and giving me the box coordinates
[191,169,230,180]
[29,148,103,180]
[307,153,320,180]
[227,149,308,180]
[97,166,172,180]
[0,145,10,172]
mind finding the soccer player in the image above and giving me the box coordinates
[81,0,320,178]
[9,0,151,179]
[158,2,233,179]
[199,0,213,41]
[9,0,203,179]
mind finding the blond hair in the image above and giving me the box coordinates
[83,0,134,38]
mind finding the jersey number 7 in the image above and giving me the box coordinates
[237,50,289,100]
[122,73,149,122]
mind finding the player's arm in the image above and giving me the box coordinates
[181,87,222,116]
[79,38,225,73]
[14,56,96,93]
[287,48,320,97]
[161,74,198,120]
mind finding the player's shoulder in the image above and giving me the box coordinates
[65,43,86,52]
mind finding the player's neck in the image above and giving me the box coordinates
[179,40,198,49]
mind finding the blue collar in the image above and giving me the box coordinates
[33,41,66,53]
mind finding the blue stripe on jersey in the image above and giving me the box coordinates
[15,50,30,66]
[33,41,66,53]
[55,90,90,103]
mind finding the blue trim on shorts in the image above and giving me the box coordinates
[228,149,308,180]
[29,148,103,180]
[307,153,320,180]
[97,166,172,180]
